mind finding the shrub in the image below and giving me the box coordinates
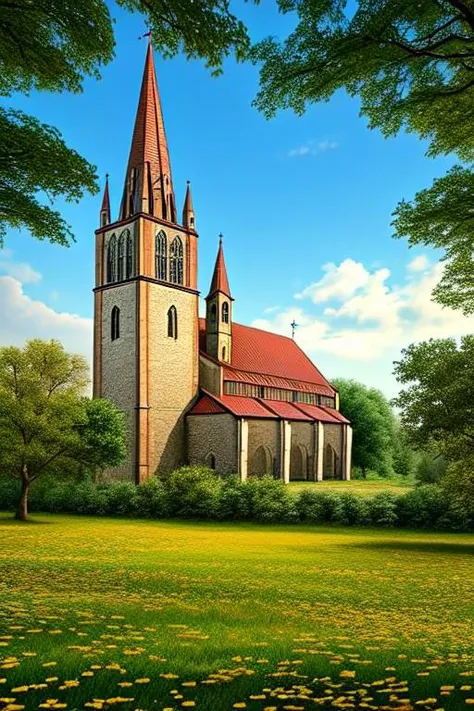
[416,453,447,485]
[296,489,328,523]
[165,466,222,519]
[218,476,251,520]
[441,456,474,530]
[368,492,398,527]
[103,481,141,517]
[396,485,449,529]
[245,476,298,523]
[337,492,370,526]
[134,478,169,518]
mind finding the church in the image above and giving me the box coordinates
[93,42,352,484]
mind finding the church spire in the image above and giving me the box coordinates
[100,173,111,227]
[119,42,177,223]
[182,181,195,231]
[207,234,231,299]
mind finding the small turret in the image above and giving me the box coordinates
[206,235,233,363]
[100,174,111,227]
[182,180,195,230]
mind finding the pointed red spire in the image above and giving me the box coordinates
[207,234,232,299]
[182,180,195,230]
[119,42,176,223]
[100,173,111,226]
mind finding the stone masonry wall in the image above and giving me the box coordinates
[324,423,343,478]
[290,422,315,481]
[199,355,221,396]
[100,282,137,481]
[247,419,281,476]
[147,281,199,475]
[187,413,238,474]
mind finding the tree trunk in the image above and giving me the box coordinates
[15,465,29,521]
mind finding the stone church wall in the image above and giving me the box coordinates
[324,423,343,478]
[147,281,199,475]
[187,413,238,473]
[290,422,315,481]
[199,355,221,396]
[100,282,137,482]
[247,419,281,477]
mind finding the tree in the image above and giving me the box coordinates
[393,336,474,459]
[0,0,251,246]
[333,378,396,478]
[0,339,126,520]
[251,0,474,314]
[392,421,416,478]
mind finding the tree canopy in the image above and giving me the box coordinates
[332,378,396,477]
[0,339,126,520]
[251,0,474,314]
[0,0,252,247]
[393,335,474,459]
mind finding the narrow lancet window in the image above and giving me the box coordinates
[167,305,178,339]
[170,236,183,285]
[117,233,125,281]
[107,235,117,283]
[222,302,229,323]
[156,231,167,280]
[111,306,120,341]
[125,230,134,278]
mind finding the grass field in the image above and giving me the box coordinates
[1,514,474,711]
[288,478,413,496]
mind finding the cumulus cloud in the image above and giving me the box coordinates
[0,256,42,284]
[407,255,430,272]
[252,256,474,395]
[288,139,339,158]
[0,276,93,366]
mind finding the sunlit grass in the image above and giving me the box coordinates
[289,477,413,496]
[1,513,474,711]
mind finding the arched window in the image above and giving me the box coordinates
[107,234,117,283]
[155,230,167,281]
[210,303,217,322]
[117,233,125,281]
[111,306,120,341]
[167,305,178,339]
[170,236,183,285]
[205,453,216,470]
[222,346,226,361]
[222,302,229,324]
[125,230,134,278]
[250,445,273,477]
[323,443,337,479]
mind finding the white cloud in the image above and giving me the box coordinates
[252,256,474,396]
[0,257,42,284]
[407,255,430,272]
[263,305,280,314]
[288,139,339,158]
[0,276,93,370]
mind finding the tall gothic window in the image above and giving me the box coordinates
[111,306,120,341]
[222,302,229,323]
[125,230,134,278]
[156,231,167,280]
[167,305,178,339]
[117,233,125,281]
[170,236,183,285]
[107,234,117,283]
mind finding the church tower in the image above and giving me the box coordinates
[205,236,233,364]
[93,42,199,482]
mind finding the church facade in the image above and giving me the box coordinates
[93,43,352,484]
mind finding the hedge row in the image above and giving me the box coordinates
[0,467,464,530]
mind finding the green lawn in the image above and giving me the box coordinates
[1,514,474,711]
[289,477,413,496]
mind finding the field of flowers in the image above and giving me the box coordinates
[1,514,474,711]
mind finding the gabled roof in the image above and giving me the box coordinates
[187,390,277,419]
[198,319,335,396]
[187,391,349,424]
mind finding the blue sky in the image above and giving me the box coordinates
[1,1,472,397]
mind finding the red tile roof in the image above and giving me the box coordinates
[187,391,277,418]
[292,402,348,424]
[199,319,334,396]
[207,237,231,299]
[258,399,313,421]
[187,392,349,424]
